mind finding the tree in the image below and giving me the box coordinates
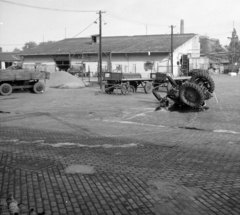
[200,36,225,54]
[226,29,240,64]
[38,40,55,46]
[22,41,37,51]
[199,35,209,54]
[13,47,21,52]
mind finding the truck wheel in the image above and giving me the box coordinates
[144,82,153,94]
[190,71,215,93]
[179,82,204,108]
[0,83,12,96]
[33,82,45,94]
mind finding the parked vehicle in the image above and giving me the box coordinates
[0,65,50,96]
[103,72,154,94]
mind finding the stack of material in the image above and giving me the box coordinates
[47,71,86,89]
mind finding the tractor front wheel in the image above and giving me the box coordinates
[179,82,204,108]
[0,83,12,96]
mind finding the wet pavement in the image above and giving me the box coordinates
[0,74,240,215]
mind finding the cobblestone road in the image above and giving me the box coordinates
[0,74,240,215]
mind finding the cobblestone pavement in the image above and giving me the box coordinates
[0,74,240,215]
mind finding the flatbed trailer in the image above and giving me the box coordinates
[0,69,50,96]
[103,72,168,94]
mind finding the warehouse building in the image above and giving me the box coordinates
[19,33,200,77]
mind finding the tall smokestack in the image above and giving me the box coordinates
[180,20,184,34]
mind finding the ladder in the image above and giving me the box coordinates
[181,54,189,76]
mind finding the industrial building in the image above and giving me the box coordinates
[20,33,201,77]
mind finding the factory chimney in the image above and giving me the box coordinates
[180,20,184,34]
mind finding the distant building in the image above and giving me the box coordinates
[19,34,200,77]
[0,52,21,69]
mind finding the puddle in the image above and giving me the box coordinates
[0,111,11,114]
[178,126,206,131]
[65,164,95,174]
[155,104,209,113]
[0,97,16,100]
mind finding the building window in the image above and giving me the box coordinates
[144,61,153,71]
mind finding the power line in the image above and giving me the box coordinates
[27,18,99,53]
[105,12,168,28]
[0,44,25,45]
[0,0,97,12]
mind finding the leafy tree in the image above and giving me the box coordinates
[226,29,240,64]
[200,36,224,54]
[22,41,37,51]
[13,47,21,52]
[199,35,209,54]
[38,40,55,46]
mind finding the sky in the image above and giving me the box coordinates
[0,0,239,52]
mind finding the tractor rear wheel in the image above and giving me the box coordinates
[33,82,45,94]
[0,83,12,96]
[190,71,215,93]
[179,82,204,108]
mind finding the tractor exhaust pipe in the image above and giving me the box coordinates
[152,89,163,101]
[166,76,178,88]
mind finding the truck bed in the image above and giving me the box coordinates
[0,69,50,82]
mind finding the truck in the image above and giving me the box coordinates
[0,64,50,96]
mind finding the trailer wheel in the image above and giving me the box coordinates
[128,85,135,93]
[33,82,45,94]
[0,83,12,96]
[179,82,204,108]
[121,85,127,95]
[144,82,153,94]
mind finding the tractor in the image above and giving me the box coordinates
[152,71,215,108]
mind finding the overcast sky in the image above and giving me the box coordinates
[0,0,239,52]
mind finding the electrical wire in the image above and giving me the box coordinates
[105,12,169,28]
[0,0,98,12]
[23,18,99,53]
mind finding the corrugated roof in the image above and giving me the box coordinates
[0,52,21,61]
[20,34,197,56]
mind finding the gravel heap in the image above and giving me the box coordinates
[47,71,86,89]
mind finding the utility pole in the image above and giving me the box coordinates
[170,25,175,75]
[99,10,102,89]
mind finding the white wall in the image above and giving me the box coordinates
[172,35,200,76]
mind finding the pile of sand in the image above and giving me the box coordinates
[47,71,86,89]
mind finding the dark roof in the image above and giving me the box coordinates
[0,52,21,61]
[20,34,197,56]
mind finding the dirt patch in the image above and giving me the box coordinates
[47,71,86,89]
